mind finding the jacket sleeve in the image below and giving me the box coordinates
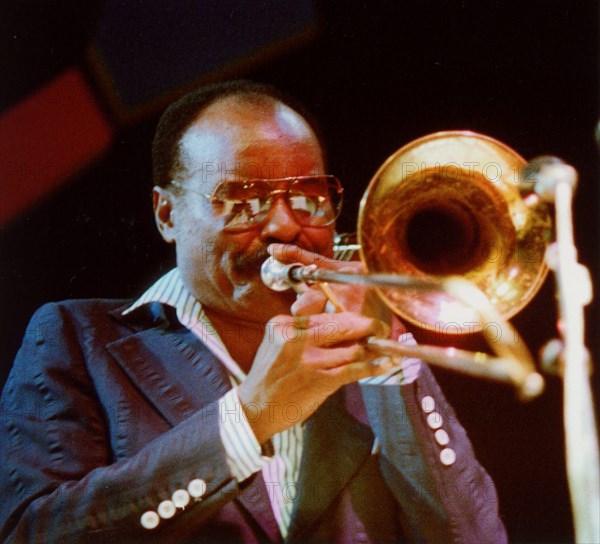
[361,363,508,544]
[0,303,244,543]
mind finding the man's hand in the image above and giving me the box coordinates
[237,243,400,444]
[237,311,393,444]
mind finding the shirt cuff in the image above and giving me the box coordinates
[359,332,422,385]
[218,388,267,482]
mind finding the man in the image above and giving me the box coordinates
[0,80,506,543]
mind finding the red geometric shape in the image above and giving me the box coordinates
[0,68,114,225]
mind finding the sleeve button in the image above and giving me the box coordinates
[188,478,207,499]
[172,488,191,508]
[440,447,456,466]
[434,429,450,446]
[421,395,435,413]
[426,412,443,429]
[140,510,160,529]
[158,500,176,519]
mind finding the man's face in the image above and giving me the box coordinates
[154,96,335,324]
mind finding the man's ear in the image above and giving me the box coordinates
[153,186,176,243]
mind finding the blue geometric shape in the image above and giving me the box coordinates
[92,0,317,113]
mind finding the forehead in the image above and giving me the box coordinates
[177,96,324,187]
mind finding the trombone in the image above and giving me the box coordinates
[261,130,599,543]
[263,131,550,399]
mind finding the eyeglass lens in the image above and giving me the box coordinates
[212,177,342,231]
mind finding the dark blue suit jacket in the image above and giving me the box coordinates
[0,299,507,543]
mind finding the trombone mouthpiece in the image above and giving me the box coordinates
[260,258,303,291]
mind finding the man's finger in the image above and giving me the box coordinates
[291,289,328,316]
[327,356,396,385]
[290,312,390,346]
[307,344,369,370]
[268,243,363,273]
[268,243,335,266]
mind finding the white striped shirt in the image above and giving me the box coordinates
[124,268,421,537]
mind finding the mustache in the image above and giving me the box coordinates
[231,241,329,276]
[233,245,271,274]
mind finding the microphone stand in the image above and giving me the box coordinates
[528,158,599,543]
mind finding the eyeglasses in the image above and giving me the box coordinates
[173,175,343,232]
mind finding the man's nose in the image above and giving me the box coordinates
[259,198,302,243]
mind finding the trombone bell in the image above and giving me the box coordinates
[358,131,552,333]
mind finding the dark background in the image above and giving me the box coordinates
[1,1,598,542]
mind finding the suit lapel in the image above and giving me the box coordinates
[107,325,231,425]
[237,471,283,543]
[286,387,374,542]
[107,306,281,542]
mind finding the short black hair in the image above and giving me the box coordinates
[152,80,325,188]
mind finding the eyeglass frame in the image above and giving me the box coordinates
[169,175,344,232]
